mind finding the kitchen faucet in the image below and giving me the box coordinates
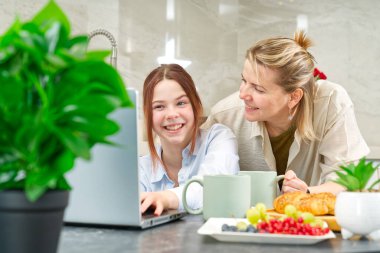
[88,29,117,68]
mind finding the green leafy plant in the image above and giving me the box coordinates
[0,0,132,201]
[334,157,380,192]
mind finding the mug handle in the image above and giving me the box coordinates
[182,178,203,215]
[276,175,285,182]
[275,175,285,195]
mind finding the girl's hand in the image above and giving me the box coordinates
[140,191,178,216]
[282,170,309,193]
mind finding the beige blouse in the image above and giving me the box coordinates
[201,80,369,186]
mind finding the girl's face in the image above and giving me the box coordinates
[152,79,195,149]
[239,59,290,125]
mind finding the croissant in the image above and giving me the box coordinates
[310,192,336,215]
[273,191,336,216]
[296,196,329,215]
[273,192,309,214]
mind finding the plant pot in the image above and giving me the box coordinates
[0,190,69,253]
[335,191,380,240]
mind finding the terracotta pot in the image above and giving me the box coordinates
[0,190,69,253]
[335,191,380,240]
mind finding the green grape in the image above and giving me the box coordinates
[236,221,248,232]
[295,211,303,219]
[262,213,270,222]
[301,212,315,224]
[312,218,324,228]
[255,202,267,217]
[284,204,297,217]
[246,208,261,225]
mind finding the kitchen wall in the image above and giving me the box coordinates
[1,0,379,158]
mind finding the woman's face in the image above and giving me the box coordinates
[239,59,290,124]
[152,79,195,149]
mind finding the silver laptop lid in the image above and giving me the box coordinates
[64,88,142,226]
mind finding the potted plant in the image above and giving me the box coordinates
[0,1,131,253]
[334,157,380,240]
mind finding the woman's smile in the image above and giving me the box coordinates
[245,104,259,110]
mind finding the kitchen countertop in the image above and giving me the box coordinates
[58,215,380,253]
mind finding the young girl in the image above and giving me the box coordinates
[139,64,239,216]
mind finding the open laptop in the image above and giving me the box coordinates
[64,88,186,229]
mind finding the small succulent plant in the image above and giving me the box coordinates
[334,157,380,192]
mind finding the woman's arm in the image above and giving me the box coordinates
[318,83,368,178]
[282,170,345,194]
[283,85,368,195]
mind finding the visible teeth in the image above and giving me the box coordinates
[165,124,182,131]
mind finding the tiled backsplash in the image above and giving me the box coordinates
[1,0,379,157]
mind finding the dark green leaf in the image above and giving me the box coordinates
[25,184,46,202]
[368,179,380,191]
[56,176,72,190]
[24,150,75,201]
[86,50,111,60]
[70,116,120,136]
[340,164,356,176]
[52,128,91,160]
[53,150,76,175]
[32,0,70,37]
[61,61,131,106]
[360,162,377,188]
[0,76,25,109]
[72,94,121,112]
[0,171,19,189]
[334,171,360,191]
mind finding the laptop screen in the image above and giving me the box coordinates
[64,88,143,226]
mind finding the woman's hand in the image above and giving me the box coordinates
[140,191,179,216]
[282,170,309,193]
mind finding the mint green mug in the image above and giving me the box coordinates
[239,171,284,208]
[182,175,250,220]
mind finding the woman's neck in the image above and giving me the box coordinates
[265,120,292,137]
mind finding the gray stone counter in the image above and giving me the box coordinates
[58,215,380,253]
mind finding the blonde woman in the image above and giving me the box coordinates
[202,31,369,195]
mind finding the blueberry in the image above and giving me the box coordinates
[247,225,257,233]
[221,224,230,232]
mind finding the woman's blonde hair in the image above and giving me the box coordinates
[246,30,316,142]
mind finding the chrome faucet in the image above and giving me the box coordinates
[88,29,117,68]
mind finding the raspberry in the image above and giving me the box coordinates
[255,218,330,236]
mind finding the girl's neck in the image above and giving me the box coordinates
[160,143,185,186]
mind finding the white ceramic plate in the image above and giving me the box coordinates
[198,218,336,245]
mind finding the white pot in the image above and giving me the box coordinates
[335,191,380,240]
